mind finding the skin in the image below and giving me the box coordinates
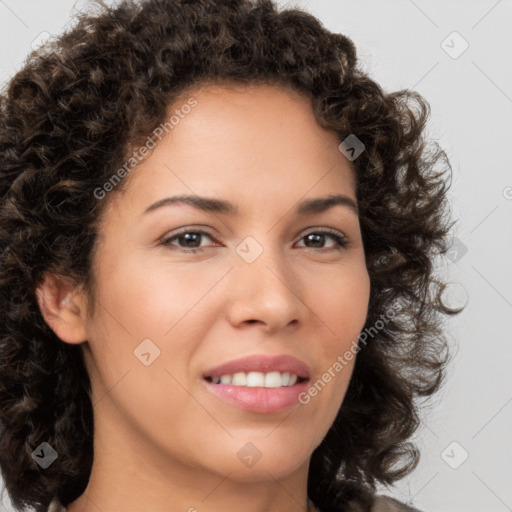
[36,83,371,512]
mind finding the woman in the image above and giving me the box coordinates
[0,1,460,511]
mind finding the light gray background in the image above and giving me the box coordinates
[1,1,511,511]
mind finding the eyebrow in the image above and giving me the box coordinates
[142,193,358,217]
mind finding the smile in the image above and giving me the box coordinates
[204,371,304,388]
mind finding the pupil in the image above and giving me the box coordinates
[182,233,200,247]
[307,233,323,247]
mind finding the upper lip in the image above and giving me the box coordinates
[203,354,310,380]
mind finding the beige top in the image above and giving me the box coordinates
[47,494,422,512]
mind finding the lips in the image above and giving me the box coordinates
[203,354,310,381]
[201,355,312,413]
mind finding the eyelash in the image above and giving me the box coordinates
[160,228,349,254]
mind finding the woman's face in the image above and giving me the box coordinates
[77,83,370,484]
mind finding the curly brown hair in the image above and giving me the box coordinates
[0,0,461,511]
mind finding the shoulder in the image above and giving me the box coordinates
[48,493,421,512]
[371,494,423,512]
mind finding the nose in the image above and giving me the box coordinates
[225,242,304,333]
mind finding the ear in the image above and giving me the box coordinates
[35,271,89,344]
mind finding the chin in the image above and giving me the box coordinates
[205,443,309,482]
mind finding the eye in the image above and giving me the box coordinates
[161,229,217,253]
[295,229,348,251]
[160,227,349,254]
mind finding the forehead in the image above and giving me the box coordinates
[106,82,356,217]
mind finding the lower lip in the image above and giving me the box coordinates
[202,379,310,413]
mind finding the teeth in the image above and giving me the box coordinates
[209,371,300,388]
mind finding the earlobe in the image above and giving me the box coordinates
[35,272,88,344]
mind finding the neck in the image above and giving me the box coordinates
[65,413,313,512]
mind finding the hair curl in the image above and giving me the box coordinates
[0,1,461,511]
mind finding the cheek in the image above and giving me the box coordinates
[306,260,370,348]
[82,254,206,431]
[86,254,231,396]
[95,253,223,337]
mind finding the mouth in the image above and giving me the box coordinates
[202,375,310,414]
[202,354,310,384]
[203,371,309,388]
[201,354,311,413]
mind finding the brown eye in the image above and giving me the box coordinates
[296,229,348,251]
[161,230,216,253]
[160,227,348,254]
